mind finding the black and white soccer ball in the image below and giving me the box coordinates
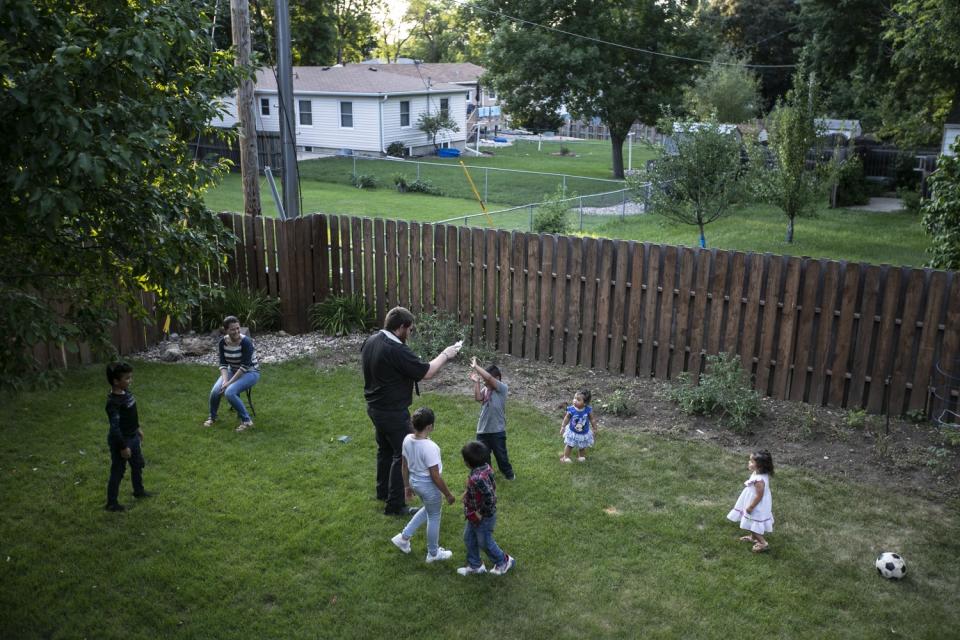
[875,552,907,579]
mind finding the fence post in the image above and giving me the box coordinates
[417,161,421,180]
[353,156,357,181]
[563,174,567,195]
[579,195,583,231]
[484,168,488,203]
[621,189,626,219]
[529,205,534,231]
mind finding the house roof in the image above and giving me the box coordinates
[253,66,468,96]
[370,62,486,85]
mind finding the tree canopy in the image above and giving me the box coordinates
[477,0,699,178]
[683,48,761,123]
[0,0,246,387]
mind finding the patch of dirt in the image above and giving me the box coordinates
[136,331,960,501]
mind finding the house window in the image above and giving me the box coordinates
[260,98,270,116]
[340,101,353,128]
[485,88,496,100]
[400,100,410,127]
[298,100,312,126]
[466,90,472,102]
[440,98,449,118]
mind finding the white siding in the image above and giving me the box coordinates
[211,96,239,128]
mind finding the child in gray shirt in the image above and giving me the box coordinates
[470,357,515,480]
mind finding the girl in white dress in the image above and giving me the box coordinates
[726,450,774,553]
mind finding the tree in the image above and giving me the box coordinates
[477,0,700,179]
[921,143,960,270]
[683,48,761,123]
[880,0,960,146]
[703,0,801,109]
[631,119,746,248]
[404,0,487,63]
[332,0,378,64]
[417,112,460,151]
[374,1,415,63]
[0,0,246,387]
[748,70,829,244]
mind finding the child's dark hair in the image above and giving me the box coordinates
[222,315,240,330]
[461,440,491,468]
[486,365,502,380]
[106,361,133,386]
[752,450,774,475]
[411,407,435,432]
[581,389,592,405]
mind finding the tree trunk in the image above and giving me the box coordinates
[786,215,795,243]
[610,131,625,179]
[231,0,261,217]
[698,223,707,248]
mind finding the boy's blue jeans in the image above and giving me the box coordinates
[209,369,259,423]
[106,434,145,505]
[403,475,443,556]
[464,513,505,569]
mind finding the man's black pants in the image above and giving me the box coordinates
[367,406,412,514]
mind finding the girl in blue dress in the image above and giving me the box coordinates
[559,390,596,462]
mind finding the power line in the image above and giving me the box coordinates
[455,0,798,69]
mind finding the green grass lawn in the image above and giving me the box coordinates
[204,136,931,266]
[2,360,958,639]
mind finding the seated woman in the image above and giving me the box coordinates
[203,315,260,432]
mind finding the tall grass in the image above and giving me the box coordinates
[1,360,958,639]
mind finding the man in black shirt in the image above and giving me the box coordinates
[361,307,461,515]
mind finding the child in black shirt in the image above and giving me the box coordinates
[104,362,151,511]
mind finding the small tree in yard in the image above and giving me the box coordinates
[630,119,745,248]
[417,112,459,152]
[921,142,960,270]
[749,70,829,244]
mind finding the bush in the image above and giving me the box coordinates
[668,353,761,433]
[921,145,960,270]
[897,187,922,215]
[308,294,374,336]
[835,156,869,207]
[193,286,280,333]
[533,187,571,234]
[600,387,634,416]
[393,173,409,193]
[560,145,573,156]
[386,141,406,158]
[352,174,377,189]
[406,311,495,362]
[407,179,443,196]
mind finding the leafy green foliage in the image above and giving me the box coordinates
[921,145,960,269]
[897,187,922,215]
[835,156,870,207]
[668,353,762,433]
[406,179,443,196]
[747,70,831,243]
[193,286,280,333]
[533,187,571,234]
[406,311,495,362]
[600,387,635,417]
[478,0,701,178]
[683,48,761,123]
[417,112,460,152]
[386,142,407,158]
[351,174,378,190]
[0,0,247,388]
[631,118,745,248]
[308,294,374,336]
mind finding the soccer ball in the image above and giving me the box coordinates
[875,552,907,579]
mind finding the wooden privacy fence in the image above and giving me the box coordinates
[219,212,960,417]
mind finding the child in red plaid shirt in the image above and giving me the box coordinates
[457,441,516,576]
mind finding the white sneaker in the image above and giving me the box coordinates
[490,555,516,575]
[425,547,453,563]
[456,564,487,576]
[391,533,411,554]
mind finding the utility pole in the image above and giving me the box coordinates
[274,0,300,218]
[231,0,262,216]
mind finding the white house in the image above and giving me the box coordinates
[815,118,863,139]
[214,65,469,156]
[941,101,960,157]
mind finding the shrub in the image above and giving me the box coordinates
[668,353,761,433]
[393,173,409,193]
[559,145,572,156]
[406,311,495,362]
[352,174,377,189]
[193,286,280,333]
[407,179,443,196]
[897,187,922,215]
[308,294,374,336]
[386,141,406,157]
[921,144,960,270]
[600,387,634,417]
[835,156,869,207]
[533,187,571,234]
